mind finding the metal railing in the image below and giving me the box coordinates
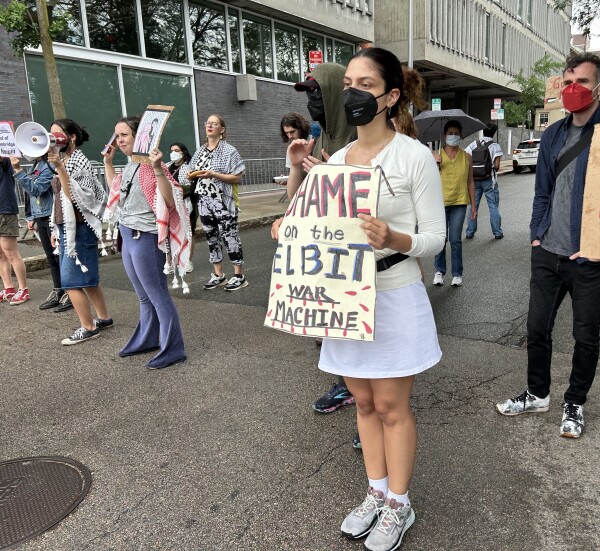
[15,157,287,208]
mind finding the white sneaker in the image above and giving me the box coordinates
[451,276,463,286]
[186,261,194,273]
[433,272,444,286]
[560,403,584,438]
[496,390,550,416]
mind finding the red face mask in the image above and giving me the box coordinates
[561,82,600,113]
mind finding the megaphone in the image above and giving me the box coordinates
[15,122,68,157]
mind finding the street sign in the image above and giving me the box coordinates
[309,50,323,71]
[432,98,441,111]
[494,98,502,109]
[491,109,498,120]
[497,108,505,120]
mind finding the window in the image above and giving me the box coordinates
[141,0,187,63]
[501,23,506,67]
[228,9,242,73]
[302,32,324,75]
[122,69,195,155]
[539,112,549,127]
[85,0,140,55]
[25,55,123,163]
[28,0,84,46]
[485,13,490,61]
[275,24,300,82]
[326,38,333,62]
[189,0,228,70]
[334,41,354,65]
[243,14,273,78]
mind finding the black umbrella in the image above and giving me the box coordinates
[414,109,486,143]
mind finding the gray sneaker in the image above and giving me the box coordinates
[341,487,385,539]
[364,498,415,551]
[203,273,227,290]
[495,390,549,416]
[560,403,584,438]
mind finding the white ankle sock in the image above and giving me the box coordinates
[368,476,388,494]
[387,489,410,507]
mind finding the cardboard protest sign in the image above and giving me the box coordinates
[132,105,174,164]
[580,124,600,259]
[544,76,563,111]
[265,164,381,342]
[0,121,20,157]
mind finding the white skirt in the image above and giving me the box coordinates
[318,282,442,379]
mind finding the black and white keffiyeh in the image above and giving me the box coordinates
[185,141,245,214]
[54,149,108,271]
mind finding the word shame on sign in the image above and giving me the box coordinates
[265,163,381,342]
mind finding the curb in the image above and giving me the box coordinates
[22,214,285,273]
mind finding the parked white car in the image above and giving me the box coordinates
[512,139,541,174]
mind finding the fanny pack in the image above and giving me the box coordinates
[376,252,409,272]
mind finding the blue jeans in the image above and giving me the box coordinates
[527,246,600,405]
[466,178,502,237]
[434,205,466,277]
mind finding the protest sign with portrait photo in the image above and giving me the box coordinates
[265,163,381,342]
[132,105,174,163]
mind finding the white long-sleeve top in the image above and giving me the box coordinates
[328,132,446,291]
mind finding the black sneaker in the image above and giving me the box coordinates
[94,317,114,330]
[352,432,362,449]
[53,293,74,313]
[40,289,62,310]
[312,382,355,413]
[224,275,249,292]
[61,326,100,346]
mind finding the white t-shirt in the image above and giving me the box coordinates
[327,133,446,291]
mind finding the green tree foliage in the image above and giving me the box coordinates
[553,0,599,38]
[503,54,564,129]
[0,0,72,54]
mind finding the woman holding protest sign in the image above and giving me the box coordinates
[103,115,190,370]
[286,48,445,550]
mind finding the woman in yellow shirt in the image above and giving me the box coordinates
[432,120,476,287]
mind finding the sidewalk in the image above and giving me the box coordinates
[19,190,289,272]
[19,159,515,272]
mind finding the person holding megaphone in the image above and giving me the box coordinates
[45,118,112,345]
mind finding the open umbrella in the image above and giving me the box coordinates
[414,108,486,143]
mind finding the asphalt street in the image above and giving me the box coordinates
[1,171,598,551]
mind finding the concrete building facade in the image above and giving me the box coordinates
[377,0,571,124]
[1,0,573,167]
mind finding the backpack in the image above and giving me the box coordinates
[471,140,493,180]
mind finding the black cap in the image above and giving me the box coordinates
[294,77,319,92]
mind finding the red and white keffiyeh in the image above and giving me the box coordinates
[105,162,192,293]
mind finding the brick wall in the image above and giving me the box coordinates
[193,70,309,161]
[0,0,32,127]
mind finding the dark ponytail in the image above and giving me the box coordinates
[50,118,90,146]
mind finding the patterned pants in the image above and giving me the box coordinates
[198,197,244,265]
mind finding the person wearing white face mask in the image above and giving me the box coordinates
[431,120,476,287]
[168,143,196,270]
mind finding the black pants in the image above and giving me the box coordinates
[36,216,61,289]
[527,246,600,405]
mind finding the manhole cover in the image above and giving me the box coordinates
[0,456,92,549]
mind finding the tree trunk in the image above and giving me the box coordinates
[35,0,65,119]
